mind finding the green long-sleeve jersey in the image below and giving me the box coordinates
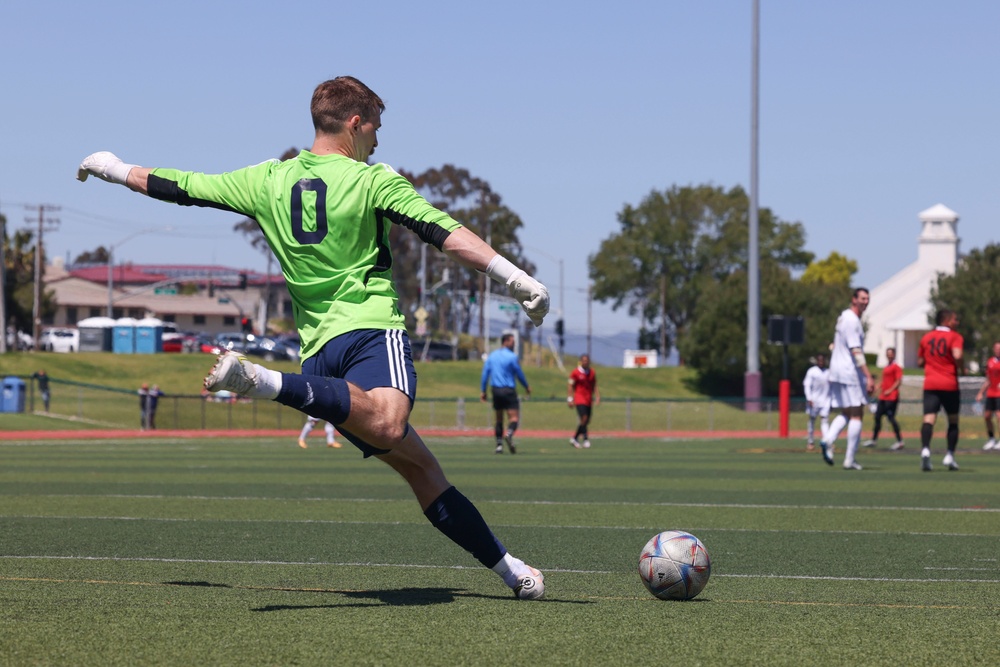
[148,151,462,362]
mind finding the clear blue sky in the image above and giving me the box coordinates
[2,1,997,346]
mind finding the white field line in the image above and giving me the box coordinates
[1,514,997,540]
[9,494,1000,513]
[1,555,998,584]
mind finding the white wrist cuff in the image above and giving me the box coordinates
[485,255,519,285]
[108,161,136,185]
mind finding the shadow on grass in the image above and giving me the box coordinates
[163,581,593,609]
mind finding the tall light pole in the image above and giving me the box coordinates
[745,0,762,411]
[107,227,173,318]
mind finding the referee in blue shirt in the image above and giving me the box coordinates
[480,333,531,454]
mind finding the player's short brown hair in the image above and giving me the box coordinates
[311,76,385,135]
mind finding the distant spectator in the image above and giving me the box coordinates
[138,383,164,430]
[32,370,51,412]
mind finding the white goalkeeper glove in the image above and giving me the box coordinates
[485,255,551,327]
[77,151,137,185]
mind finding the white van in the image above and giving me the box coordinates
[40,327,80,353]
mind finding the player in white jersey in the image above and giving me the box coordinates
[820,288,875,470]
[803,353,831,451]
[298,416,340,449]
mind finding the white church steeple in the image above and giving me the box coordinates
[917,203,959,273]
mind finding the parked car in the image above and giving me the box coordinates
[5,328,34,350]
[214,332,247,352]
[243,335,300,362]
[411,339,455,361]
[40,327,80,353]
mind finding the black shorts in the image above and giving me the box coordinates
[491,387,520,411]
[985,396,1000,412]
[875,399,898,418]
[575,404,592,419]
[923,390,960,416]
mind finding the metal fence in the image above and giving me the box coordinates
[17,377,986,434]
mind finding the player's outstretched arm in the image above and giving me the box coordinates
[441,227,550,326]
[77,152,151,195]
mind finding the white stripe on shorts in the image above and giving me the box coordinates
[384,329,409,395]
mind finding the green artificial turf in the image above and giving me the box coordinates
[1,436,998,666]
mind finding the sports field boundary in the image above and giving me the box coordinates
[0,427,920,441]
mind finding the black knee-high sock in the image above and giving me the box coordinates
[921,423,933,449]
[946,423,959,452]
[423,486,505,568]
[889,415,902,441]
[506,420,519,438]
[987,419,996,439]
[277,373,351,424]
[494,421,503,445]
[574,425,584,439]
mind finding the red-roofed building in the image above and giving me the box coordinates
[43,260,292,337]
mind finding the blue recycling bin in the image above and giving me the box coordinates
[1,377,26,413]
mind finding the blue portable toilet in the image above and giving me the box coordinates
[113,317,137,354]
[1,377,26,413]
[135,317,164,354]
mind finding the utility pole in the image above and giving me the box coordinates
[27,204,61,351]
[0,208,7,353]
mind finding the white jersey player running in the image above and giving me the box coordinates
[821,288,875,470]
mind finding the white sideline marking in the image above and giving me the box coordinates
[2,555,999,584]
[14,493,1000,514]
[2,515,997,539]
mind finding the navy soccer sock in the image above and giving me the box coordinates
[494,422,504,445]
[275,373,351,425]
[423,486,506,568]
[506,420,519,439]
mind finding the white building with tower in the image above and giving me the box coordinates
[863,203,960,368]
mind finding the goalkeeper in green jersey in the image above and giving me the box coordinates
[78,76,549,600]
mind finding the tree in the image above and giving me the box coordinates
[72,247,110,265]
[397,165,534,340]
[679,263,846,395]
[589,184,814,355]
[931,243,1000,367]
[2,218,55,334]
[800,251,858,286]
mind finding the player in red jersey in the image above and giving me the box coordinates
[974,340,1000,451]
[917,309,964,471]
[567,354,600,449]
[864,347,905,450]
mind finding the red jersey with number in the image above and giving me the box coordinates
[880,362,902,401]
[986,356,1000,398]
[569,367,598,406]
[919,327,964,391]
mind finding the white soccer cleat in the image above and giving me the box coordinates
[843,461,863,471]
[943,453,959,471]
[820,442,834,466]
[582,440,591,449]
[204,351,258,396]
[862,439,876,448]
[569,438,582,449]
[513,567,545,600]
[983,439,997,451]
[890,441,905,451]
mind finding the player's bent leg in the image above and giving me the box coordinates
[378,427,544,599]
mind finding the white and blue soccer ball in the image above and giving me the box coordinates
[638,530,711,600]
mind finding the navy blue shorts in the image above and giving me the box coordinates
[302,329,418,457]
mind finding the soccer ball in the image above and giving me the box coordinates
[638,530,711,600]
